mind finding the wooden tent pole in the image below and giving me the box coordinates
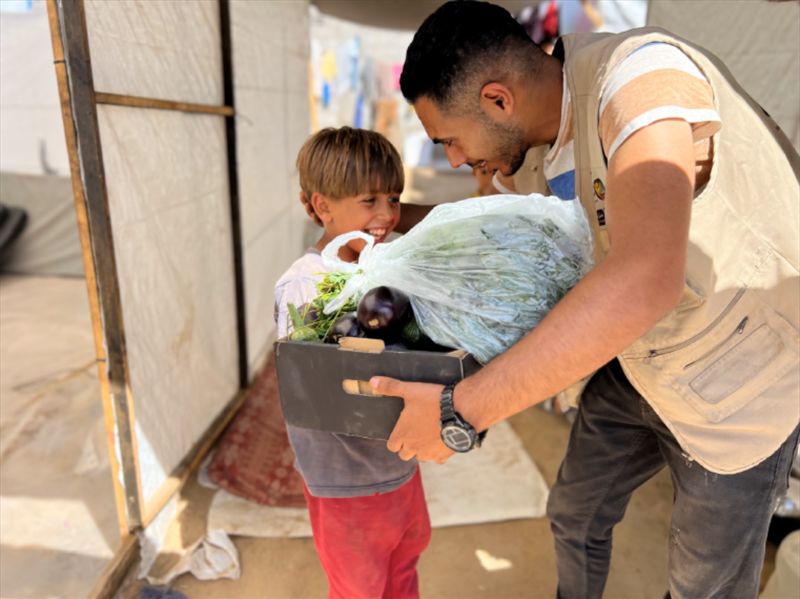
[49,0,145,530]
[45,0,130,540]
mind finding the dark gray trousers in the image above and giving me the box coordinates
[547,359,800,599]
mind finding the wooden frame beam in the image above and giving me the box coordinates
[95,92,234,116]
[87,533,139,599]
[44,2,131,535]
[49,0,144,530]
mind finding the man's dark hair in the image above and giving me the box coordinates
[400,0,541,111]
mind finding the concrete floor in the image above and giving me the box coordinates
[124,406,682,599]
[0,276,121,599]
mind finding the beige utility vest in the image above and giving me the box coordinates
[515,28,800,474]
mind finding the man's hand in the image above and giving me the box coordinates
[300,191,323,227]
[370,377,455,464]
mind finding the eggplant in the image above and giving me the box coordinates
[357,286,410,340]
[328,312,364,344]
[300,303,320,326]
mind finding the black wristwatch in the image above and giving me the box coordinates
[439,383,487,453]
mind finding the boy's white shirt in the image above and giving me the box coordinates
[274,251,326,339]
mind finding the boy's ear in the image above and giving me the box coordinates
[310,192,334,223]
[300,191,323,226]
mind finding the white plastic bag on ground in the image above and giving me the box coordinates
[322,194,593,363]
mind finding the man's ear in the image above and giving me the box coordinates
[311,192,333,223]
[479,82,515,119]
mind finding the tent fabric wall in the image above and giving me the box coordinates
[54,0,313,522]
[84,0,224,106]
[81,0,240,508]
[230,0,311,376]
[647,0,800,152]
[96,105,239,503]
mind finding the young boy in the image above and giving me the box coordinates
[275,127,431,599]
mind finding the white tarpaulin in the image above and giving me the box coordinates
[231,0,311,375]
[97,104,239,504]
[647,0,800,152]
[0,0,69,176]
[77,0,312,511]
[84,0,224,106]
[0,276,120,599]
[0,1,83,277]
[83,0,238,507]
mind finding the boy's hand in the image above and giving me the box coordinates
[299,191,323,227]
[371,377,455,464]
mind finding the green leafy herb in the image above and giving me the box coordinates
[287,272,357,343]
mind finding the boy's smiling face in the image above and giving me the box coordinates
[312,190,402,261]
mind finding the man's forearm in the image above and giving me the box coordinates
[455,252,682,431]
[455,121,696,432]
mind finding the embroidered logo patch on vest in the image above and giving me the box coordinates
[593,178,605,200]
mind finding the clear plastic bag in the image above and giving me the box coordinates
[322,194,594,363]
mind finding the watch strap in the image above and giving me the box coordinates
[440,383,457,423]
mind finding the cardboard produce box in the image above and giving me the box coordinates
[274,337,481,440]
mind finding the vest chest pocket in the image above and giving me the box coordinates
[659,289,799,423]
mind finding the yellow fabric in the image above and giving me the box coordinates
[320,50,337,81]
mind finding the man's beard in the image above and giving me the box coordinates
[484,118,528,176]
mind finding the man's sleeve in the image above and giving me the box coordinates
[599,43,722,161]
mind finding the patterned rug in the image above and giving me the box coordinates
[207,359,306,508]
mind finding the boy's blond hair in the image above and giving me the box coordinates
[296,127,404,201]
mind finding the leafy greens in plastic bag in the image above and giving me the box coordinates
[322,194,593,364]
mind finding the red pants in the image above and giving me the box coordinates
[303,467,431,599]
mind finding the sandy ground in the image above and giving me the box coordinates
[120,406,683,599]
[0,275,121,599]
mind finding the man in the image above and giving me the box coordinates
[368,2,800,598]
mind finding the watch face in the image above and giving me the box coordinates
[442,425,473,452]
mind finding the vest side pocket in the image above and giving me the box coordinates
[665,290,799,423]
[690,325,784,404]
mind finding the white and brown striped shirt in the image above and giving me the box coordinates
[540,43,722,200]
